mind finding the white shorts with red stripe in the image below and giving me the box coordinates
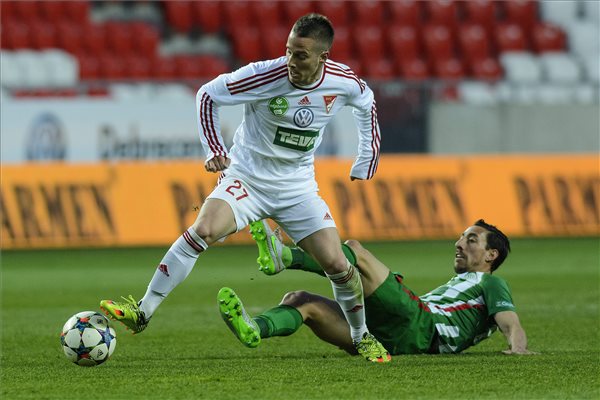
[207,173,336,243]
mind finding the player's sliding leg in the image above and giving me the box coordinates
[218,287,261,348]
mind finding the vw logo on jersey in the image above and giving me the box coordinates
[293,108,314,128]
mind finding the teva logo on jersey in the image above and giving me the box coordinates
[293,108,314,128]
[298,96,311,105]
[323,95,337,114]
[274,126,318,151]
[268,96,289,116]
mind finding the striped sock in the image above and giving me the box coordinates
[139,228,207,318]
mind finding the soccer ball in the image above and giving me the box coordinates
[60,311,117,367]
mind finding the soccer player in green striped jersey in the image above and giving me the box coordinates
[218,219,537,356]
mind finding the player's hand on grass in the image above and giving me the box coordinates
[205,156,230,173]
[502,349,539,355]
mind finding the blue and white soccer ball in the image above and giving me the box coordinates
[60,311,117,367]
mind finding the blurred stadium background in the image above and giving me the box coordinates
[1,0,598,249]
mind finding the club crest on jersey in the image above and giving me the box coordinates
[323,95,337,114]
[293,108,314,128]
[268,97,289,116]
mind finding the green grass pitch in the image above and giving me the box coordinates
[1,238,599,399]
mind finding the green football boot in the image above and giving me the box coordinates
[249,220,288,275]
[354,332,392,363]
[217,287,260,348]
[100,295,148,334]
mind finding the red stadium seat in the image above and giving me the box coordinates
[364,58,395,80]
[56,23,84,55]
[531,23,566,53]
[222,1,251,28]
[423,24,454,61]
[317,1,350,28]
[64,1,90,23]
[0,1,15,26]
[354,25,385,62]
[339,58,363,77]
[463,0,497,27]
[229,26,261,64]
[281,1,315,26]
[251,1,282,30]
[425,0,459,27]
[388,0,423,27]
[198,55,230,78]
[77,54,100,80]
[130,22,159,57]
[260,25,289,59]
[13,0,40,22]
[458,23,491,62]
[398,57,430,81]
[350,1,384,27]
[164,1,193,33]
[470,57,503,81]
[105,22,134,56]
[433,57,465,79]
[191,0,223,34]
[39,1,67,21]
[81,24,108,56]
[503,0,538,33]
[330,26,352,61]
[30,22,58,49]
[495,23,528,52]
[388,25,421,61]
[153,57,178,80]
[125,55,153,80]
[99,55,127,80]
[3,23,30,49]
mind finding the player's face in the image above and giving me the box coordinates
[286,32,328,86]
[454,225,495,273]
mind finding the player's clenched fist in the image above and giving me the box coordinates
[205,156,230,172]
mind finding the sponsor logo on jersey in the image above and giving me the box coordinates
[158,263,170,277]
[268,97,289,116]
[323,95,337,114]
[298,95,311,105]
[293,108,314,128]
[495,300,514,308]
[274,126,319,151]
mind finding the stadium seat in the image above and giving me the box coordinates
[425,0,459,28]
[250,1,282,30]
[398,57,430,81]
[495,23,528,52]
[330,26,352,61]
[197,55,230,77]
[499,52,542,84]
[423,24,454,61]
[502,0,538,35]
[12,0,40,22]
[164,1,193,33]
[3,23,31,49]
[39,1,67,22]
[0,51,25,87]
[40,49,79,87]
[56,23,84,55]
[99,55,127,80]
[458,81,499,105]
[260,25,289,60]
[364,58,395,80]
[317,1,350,28]
[13,50,51,88]
[388,0,423,27]
[539,0,578,29]
[458,23,491,62]
[229,26,261,64]
[387,25,421,61]
[354,26,385,62]
[582,56,600,84]
[0,1,15,26]
[81,24,109,57]
[566,23,600,59]
[105,22,134,57]
[174,55,204,79]
[64,1,90,23]
[539,53,581,84]
[282,1,316,26]
[130,22,159,57]
[222,0,252,28]
[531,23,567,53]
[536,84,574,104]
[470,57,503,81]
[30,22,58,50]
[124,55,153,80]
[152,57,178,80]
[350,1,384,27]
[433,57,465,80]
[77,54,101,80]
[192,0,223,34]
[463,0,497,27]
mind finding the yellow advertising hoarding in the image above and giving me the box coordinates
[1,155,598,249]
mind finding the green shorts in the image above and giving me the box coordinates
[365,272,437,355]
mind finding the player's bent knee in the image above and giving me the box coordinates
[281,290,312,307]
[344,239,363,252]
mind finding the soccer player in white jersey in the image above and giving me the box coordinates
[100,14,389,363]
[217,219,538,356]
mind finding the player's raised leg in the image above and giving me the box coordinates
[101,199,237,333]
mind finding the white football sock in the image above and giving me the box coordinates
[139,228,207,318]
[326,261,368,343]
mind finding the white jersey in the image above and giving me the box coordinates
[195,56,381,194]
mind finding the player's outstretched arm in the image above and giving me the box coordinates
[494,311,539,355]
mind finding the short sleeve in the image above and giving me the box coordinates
[482,275,516,316]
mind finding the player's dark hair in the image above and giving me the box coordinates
[292,13,334,50]
[474,219,511,272]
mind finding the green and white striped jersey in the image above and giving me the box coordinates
[420,272,516,353]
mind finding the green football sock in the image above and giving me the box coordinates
[253,305,303,338]
[287,243,357,277]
